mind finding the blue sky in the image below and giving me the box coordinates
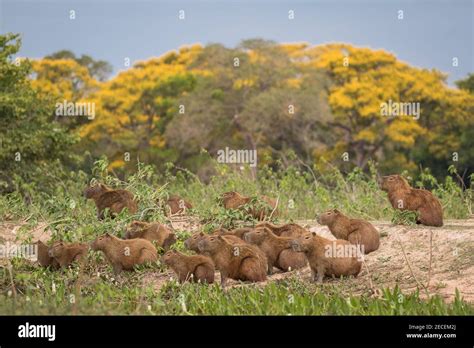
[1,0,472,84]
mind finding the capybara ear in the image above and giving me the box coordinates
[311,232,317,237]
[199,232,204,236]
[217,235,225,241]
[333,209,341,214]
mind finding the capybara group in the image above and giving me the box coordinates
[318,209,380,254]
[124,221,176,250]
[381,174,443,227]
[291,232,362,283]
[161,250,214,284]
[84,183,137,219]
[197,235,267,285]
[244,227,307,273]
[221,191,278,220]
[91,233,157,273]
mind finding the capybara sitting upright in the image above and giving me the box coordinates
[381,174,443,227]
[197,235,267,285]
[221,191,278,220]
[124,221,176,250]
[318,209,380,254]
[291,232,362,283]
[244,227,307,273]
[48,242,88,268]
[161,250,214,284]
[91,233,157,273]
[255,222,307,238]
[165,195,193,216]
[36,241,60,269]
[84,183,137,219]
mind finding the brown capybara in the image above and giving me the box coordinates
[184,231,245,254]
[244,227,307,274]
[317,209,380,254]
[197,235,267,285]
[216,227,254,240]
[84,183,137,219]
[48,242,88,268]
[381,174,443,227]
[91,233,157,273]
[165,195,193,216]
[35,241,59,269]
[255,222,307,238]
[161,250,214,284]
[124,221,176,250]
[221,191,278,220]
[291,232,362,283]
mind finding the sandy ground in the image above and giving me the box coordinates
[1,217,473,303]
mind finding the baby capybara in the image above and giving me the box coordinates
[161,250,214,284]
[255,222,307,238]
[165,195,193,216]
[221,191,278,220]
[291,232,362,283]
[84,183,137,219]
[91,233,157,273]
[124,221,176,250]
[381,174,443,227]
[184,231,245,253]
[244,227,307,274]
[48,241,88,268]
[36,241,59,269]
[318,209,380,254]
[197,235,267,285]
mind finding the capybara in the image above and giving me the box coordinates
[381,174,443,227]
[256,222,307,237]
[221,191,278,220]
[318,209,380,254]
[197,235,267,285]
[165,195,193,216]
[184,231,245,253]
[48,242,88,268]
[244,227,307,274]
[161,250,214,284]
[217,227,254,240]
[36,241,60,269]
[91,233,157,273]
[84,183,137,219]
[291,232,362,283]
[124,221,176,250]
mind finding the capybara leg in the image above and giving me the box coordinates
[220,271,228,287]
[195,265,214,284]
[316,265,325,283]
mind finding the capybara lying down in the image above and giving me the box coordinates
[184,231,245,253]
[381,174,443,227]
[165,195,193,216]
[91,233,157,273]
[197,235,267,285]
[84,183,137,219]
[215,227,254,240]
[221,191,278,220]
[318,209,380,254]
[244,227,307,274]
[48,241,88,268]
[161,250,214,284]
[291,232,362,283]
[124,221,176,250]
[255,222,307,238]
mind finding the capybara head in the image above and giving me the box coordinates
[48,241,65,258]
[161,250,179,266]
[317,209,342,225]
[244,227,268,245]
[291,232,316,252]
[184,232,205,251]
[124,221,148,239]
[91,233,112,251]
[84,183,108,199]
[197,235,225,253]
[380,175,410,192]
